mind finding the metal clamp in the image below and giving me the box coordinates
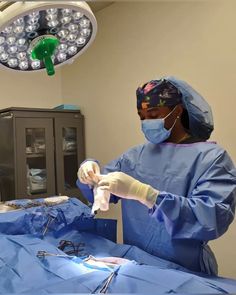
[36,250,74,258]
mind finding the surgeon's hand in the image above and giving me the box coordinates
[77,161,101,185]
[98,172,159,208]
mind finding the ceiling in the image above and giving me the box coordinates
[87,1,114,13]
[0,1,114,13]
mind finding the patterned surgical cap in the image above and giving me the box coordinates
[136,79,182,109]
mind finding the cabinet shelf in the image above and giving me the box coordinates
[26,153,46,158]
[63,151,77,156]
[30,189,47,195]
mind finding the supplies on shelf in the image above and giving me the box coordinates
[27,168,47,194]
[63,127,77,152]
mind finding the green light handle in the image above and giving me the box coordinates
[31,36,59,76]
[43,55,54,76]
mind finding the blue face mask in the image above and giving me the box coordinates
[141,107,178,144]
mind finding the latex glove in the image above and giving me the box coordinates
[91,185,110,214]
[98,172,159,208]
[77,161,100,185]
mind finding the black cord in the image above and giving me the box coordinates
[58,239,86,256]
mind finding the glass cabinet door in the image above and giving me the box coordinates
[54,116,85,198]
[62,127,78,190]
[15,118,55,198]
[25,128,47,195]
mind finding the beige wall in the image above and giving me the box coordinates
[61,1,236,278]
[0,68,62,108]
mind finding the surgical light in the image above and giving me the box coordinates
[0,1,97,76]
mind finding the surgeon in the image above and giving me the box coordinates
[77,76,236,275]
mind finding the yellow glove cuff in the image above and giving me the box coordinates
[132,182,159,209]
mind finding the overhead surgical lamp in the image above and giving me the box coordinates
[0,1,97,75]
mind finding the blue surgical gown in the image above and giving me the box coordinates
[77,76,236,275]
[78,141,236,275]
[102,141,236,275]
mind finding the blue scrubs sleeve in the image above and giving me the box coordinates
[149,152,236,240]
[76,179,94,203]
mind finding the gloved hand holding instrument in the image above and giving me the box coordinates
[78,161,110,213]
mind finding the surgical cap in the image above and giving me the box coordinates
[164,76,214,140]
[136,76,214,140]
[136,79,182,110]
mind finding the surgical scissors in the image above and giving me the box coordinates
[42,215,55,236]
[99,271,116,293]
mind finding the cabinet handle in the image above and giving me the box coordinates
[0,112,13,118]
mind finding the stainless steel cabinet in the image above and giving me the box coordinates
[0,107,85,202]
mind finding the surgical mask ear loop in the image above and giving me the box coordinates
[163,105,178,120]
[165,106,179,132]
